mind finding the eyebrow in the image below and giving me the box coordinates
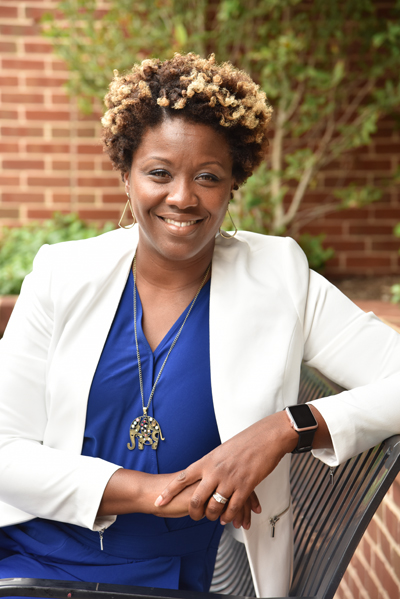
[146,157,226,169]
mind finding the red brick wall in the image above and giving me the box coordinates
[1,1,400,278]
[0,0,125,231]
[335,475,400,599]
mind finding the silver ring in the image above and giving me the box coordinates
[213,492,228,504]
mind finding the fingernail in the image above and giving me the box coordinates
[154,495,163,507]
[255,505,262,514]
[220,520,226,526]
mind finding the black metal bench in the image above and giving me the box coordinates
[1,364,400,599]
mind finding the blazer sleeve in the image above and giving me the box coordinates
[302,267,400,466]
[0,245,121,531]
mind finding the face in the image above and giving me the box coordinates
[124,117,234,266]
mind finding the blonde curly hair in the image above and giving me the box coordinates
[101,53,273,185]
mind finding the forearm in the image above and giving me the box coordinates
[97,469,198,518]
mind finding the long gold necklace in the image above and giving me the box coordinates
[127,257,211,451]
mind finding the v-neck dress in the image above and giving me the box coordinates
[0,271,224,592]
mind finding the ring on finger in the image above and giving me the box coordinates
[213,492,229,504]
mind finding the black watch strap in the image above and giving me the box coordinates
[292,429,315,454]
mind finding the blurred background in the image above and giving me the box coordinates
[0,1,400,597]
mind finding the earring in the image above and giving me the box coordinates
[118,193,136,229]
[219,207,237,239]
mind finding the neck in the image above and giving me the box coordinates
[134,239,213,293]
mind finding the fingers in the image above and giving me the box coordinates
[154,465,201,507]
[249,490,262,514]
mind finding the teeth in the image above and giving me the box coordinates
[164,218,197,227]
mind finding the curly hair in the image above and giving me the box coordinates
[101,53,273,186]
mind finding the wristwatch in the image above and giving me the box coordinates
[285,404,318,454]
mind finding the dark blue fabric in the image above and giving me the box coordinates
[0,272,223,592]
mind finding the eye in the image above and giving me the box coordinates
[196,173,219,182]
[149,169,171,179]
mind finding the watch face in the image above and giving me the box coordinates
[287,404,318,430]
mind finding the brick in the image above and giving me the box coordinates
[372,207,400,219]
[372,240,400,251]
[100,161,113,172]
[0,109,18,119]
[0,6,18,17]
[103,193,123,203]
[375,142,400,153]
[0,175,19,185]
[25,6,51,19]
[24,42,52,54]
[77,128,96,138]
[26,110,70,121]
[77,161,95,171]
[51,93,69,105]
[2,126,43,137]
[349,224,393,235]
[27,209,67,219]
[77,194,95,203]
[77,144,102,155]
[26,143,69,153]
[3,160,44,170]
[300,223,344,236]
[27,176,70,187]
[77,177,119,188]
[52,194,70,203]
[2,92,44,104]
[0,25,40,36]
[51,61,68,72]
[26,76,68,88]
[0,76,18,87]
[78,209,119,220]
[2,193,44,203]
[0,208,19,218]
[0,42,17,52]
[2,59,45,70]
[346,256,392,268]
[356,159,392,170]
[52,161,70,171]
[52,128,70,138]
[0,142,18,152]
[325,240,365,251]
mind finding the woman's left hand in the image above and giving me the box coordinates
[155,411,299,526]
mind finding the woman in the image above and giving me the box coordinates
[1,53,400,598]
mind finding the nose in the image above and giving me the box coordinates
[165,178,198,210]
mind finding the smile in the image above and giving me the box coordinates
[162,218,199,227]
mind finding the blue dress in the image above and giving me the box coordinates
[0,272,224,592]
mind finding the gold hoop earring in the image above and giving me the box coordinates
[119,194,136,229]
[219,207,237,239]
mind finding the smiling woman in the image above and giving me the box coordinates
[1,53,400,599]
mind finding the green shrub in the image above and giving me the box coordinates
[0,213,114,295]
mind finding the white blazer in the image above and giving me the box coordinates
[1,226,400,598]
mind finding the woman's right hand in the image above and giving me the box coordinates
[98,469,199,519]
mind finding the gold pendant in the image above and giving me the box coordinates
[127,411,165,450]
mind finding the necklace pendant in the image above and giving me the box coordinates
[127,413,165,451]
